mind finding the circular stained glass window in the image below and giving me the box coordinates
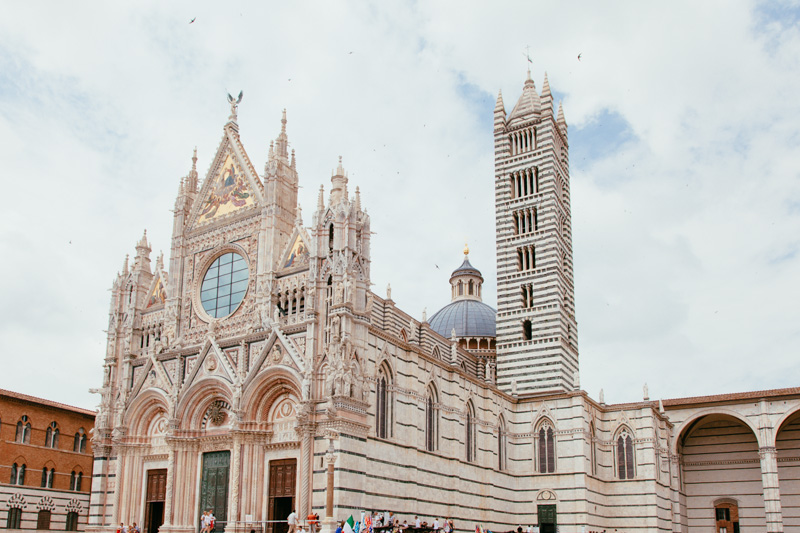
[200,252,249,318]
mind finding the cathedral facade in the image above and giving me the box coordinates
[87,73,800,533]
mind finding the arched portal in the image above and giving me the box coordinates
[776,408,800,529]
[677,413,764,531]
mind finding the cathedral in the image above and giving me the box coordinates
[87,71,800,533]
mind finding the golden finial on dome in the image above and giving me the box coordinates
[464,243,469,256]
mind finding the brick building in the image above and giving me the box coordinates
[1,389,94,531]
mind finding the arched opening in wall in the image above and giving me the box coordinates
[458,281,464,296]
[465,401,476,463]
[7,507,21,529]
[713,499,739,533]
[73,429,86,453]
[509,176,516,199]
[522,320,532,341]
[328,223,335,252]
[536,422,556,473]
[678,414,763,531]
[468,339,478,350]
[468,280,474,295]
[776,409,800,529]
[37,510,51,530]
[589,422,597,476]
[498,416,507,471]
[10,462,26,485]
[534,167,539,193]
[16,416,31,444]
[376,363,394,439]
[425,384,438,452]
[45,421,59,448]
[615,428,634,479]
[65,512,79,532]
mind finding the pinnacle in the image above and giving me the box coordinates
[541,72,551,98]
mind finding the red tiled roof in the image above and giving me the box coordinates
[0,388,96,417]
[662,387,800,408]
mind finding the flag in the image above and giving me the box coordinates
[344,516,355,533]
[364,514,372,533]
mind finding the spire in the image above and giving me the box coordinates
[494,90,505,114]
[134,230,152,273]
[291,148,296,170]
[274,109,289,161]
[136,230,150,253]
[317,184,325,212]
[494,90,507,132]
[122,254,129,276]
[295,203,303,226]
[354,186,361,211]
[556,101,567,137]
[330,156,348,205]
[508,71,541,122]
[268,140,274,162]
[541,72,553,117]
[188,147,199,193]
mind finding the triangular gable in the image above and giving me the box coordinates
[179,337,235,397]
[188,125,264,229]
[279,227,311,270]
[146,273,167,309]
[243,328,305,390]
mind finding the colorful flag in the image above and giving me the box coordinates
[344,516,356,533]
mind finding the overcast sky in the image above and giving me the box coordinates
[1,1,799,411]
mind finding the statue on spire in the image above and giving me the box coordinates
[227,91,243,121]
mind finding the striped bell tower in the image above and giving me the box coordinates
[494,69,578,394]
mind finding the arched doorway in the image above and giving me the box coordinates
[678,414,763,530]
[776,409,800,530]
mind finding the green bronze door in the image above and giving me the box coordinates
[200,451,230,527]
[537,505,556,533]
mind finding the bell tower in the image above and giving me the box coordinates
[494,69,578,394]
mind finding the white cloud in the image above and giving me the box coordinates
[0,1,799,409]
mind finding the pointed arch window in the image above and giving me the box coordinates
[465,402,477,463]
[589,423,597,476]
[425,386,438,452]
[538,424,556,473]
[45,422,59,448]
[10,462,25,485]
[16,415,31,443]
[498,418,508,471]
[522,320,533,341]
[376,365,393,439]
[73,429,87,453]
[617,430,635,479]
[70,471,83,491]
[328,223,335,251]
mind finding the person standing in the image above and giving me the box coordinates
[288,510,298,533]
[432,519,440,531]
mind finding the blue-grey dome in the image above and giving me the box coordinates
[428,299,496,338]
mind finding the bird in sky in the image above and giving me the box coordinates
[577,53,582,61]
[189,17,196,24]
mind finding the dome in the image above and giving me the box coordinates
[428,299,496,338]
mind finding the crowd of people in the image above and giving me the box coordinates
[116,522,141,533]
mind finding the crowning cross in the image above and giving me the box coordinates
[523,45,533,65]
[227,90,243,120]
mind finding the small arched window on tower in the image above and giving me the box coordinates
[616,429,635,479]
[522,320,532,341]
[458,281,464,296]
[538,424,556,473]
[328,223,335,252]
[468,280,474,295]
[16,416,31,444]
[534,167,540,193]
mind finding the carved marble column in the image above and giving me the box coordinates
[318,439,338,533]
[163,447,176,527]
[227,434,243,532]
[299,425,314,517]
[759,445,784,533]
[669,455,682,533]
[111,446,125,525]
